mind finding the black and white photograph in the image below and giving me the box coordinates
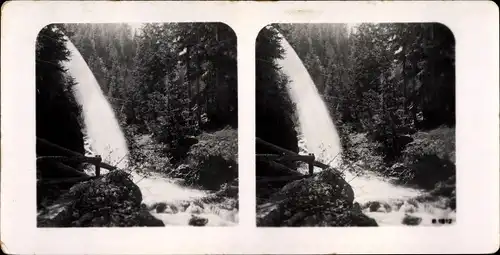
[1,1,498,254]
[256,23,456,227]
[35,22,239,227]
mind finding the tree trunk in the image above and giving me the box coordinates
[214,25,222,119]
[186,45,192,125]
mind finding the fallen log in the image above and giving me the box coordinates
[37,137,117,170]
[256,137,330,169]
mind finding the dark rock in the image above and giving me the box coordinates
[364,201,391,213]
[402,214,422,226]
[182,128,238,191]
[155,202,167,213]
[37,170,164,227]
[137,211,165,226]
[37,200,74,227]
[256,169,376,227]
[352,202,362,212]
[188,215,208,226]
[448,196,456,210]
[169,204,179,214]
[368,201,381,212]
[407,155,455,190]
[350,211,378,226]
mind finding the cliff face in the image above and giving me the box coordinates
[37,170,164,227]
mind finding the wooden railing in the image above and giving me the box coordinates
[36,137,117,185]
[255,137,330,184]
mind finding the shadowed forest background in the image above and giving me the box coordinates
[256,23,455,226]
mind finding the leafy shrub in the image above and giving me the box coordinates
[128,132,173,175]
[188,127,238,163]
[341,131,385,175]
[180,127,238,190]
[396,127,456,189]
[403,126,455,164]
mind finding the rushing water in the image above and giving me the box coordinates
[276,32,455,226]
[62,37,237,226]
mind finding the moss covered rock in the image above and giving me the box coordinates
[183,127,238,190]
[257,169,376,227]
[37,170,164,227]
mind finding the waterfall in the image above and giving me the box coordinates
[274,33,342,168]
[276,31,456,226]
[62,39,129,169]
[60,36,237,226]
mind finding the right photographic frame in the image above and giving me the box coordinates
[255,23,456,227]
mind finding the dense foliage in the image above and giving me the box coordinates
[36,24,85,176]
[65,23,238,163]
[255,26,299,173]
[276,23,455,190]
[36,23,240,226]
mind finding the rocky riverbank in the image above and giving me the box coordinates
[37,170,164,227]
[257,168,378,227]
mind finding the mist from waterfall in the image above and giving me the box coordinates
[62,39,130,169]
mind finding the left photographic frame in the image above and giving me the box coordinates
[35,23,239,227]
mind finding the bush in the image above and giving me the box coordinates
[182,127,238,190]
[396,127,456,189]
[127,131,173,175]
[403,127,455,164]
[188,127,238,163]
[341,132,385,175]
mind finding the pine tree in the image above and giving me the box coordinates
[36,24,85,173]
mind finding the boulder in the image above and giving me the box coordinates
[155,202,167,213]
[37,199,74,227]
[137,211,165,226]
[37,170,165,227]
[368,201,381,212]
[402,214,422,226]
[184,128,238,190]
[189,215,208,226]
[257,169,377,227]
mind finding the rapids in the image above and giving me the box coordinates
[276,30,455,226]
[63,37,237,226]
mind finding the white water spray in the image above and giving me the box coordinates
[275,33,342,167]
[62,37,237,226]
[62,39,129,169]
[276,31,455,226]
